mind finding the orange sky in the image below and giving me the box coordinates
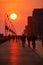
[0,0,43,35]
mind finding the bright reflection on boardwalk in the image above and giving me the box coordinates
[0,39,43,65]
[10,39,19,65]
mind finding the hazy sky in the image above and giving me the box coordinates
[0,0,43,35]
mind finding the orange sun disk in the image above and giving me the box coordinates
[10,13,17,20]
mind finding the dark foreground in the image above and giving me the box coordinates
[0,39,43,65]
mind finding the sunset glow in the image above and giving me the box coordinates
[10,13,17,20]
[0,0,43,35]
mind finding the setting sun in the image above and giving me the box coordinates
[10,13,17,20]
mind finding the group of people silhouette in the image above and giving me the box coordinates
[15,34,43,49]
[21,34,36,49]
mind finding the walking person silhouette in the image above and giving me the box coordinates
[32,35,36,49]
[42,36,43,47]
[27,36,31,47]
[21,34,26,47]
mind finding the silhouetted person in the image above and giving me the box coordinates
[32,35,36,49]
[12,35,15,40]
[42,36,43,47]
[27,36,31,47]
[21,34,26,47]
[15,36,18,42]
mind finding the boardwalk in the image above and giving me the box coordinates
[0,39,43,65]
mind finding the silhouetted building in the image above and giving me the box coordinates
[32,8,43,36]
[24,25,28,36]
[24,16,33,36]
[27,16,33,36]
[24,8,43,37]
